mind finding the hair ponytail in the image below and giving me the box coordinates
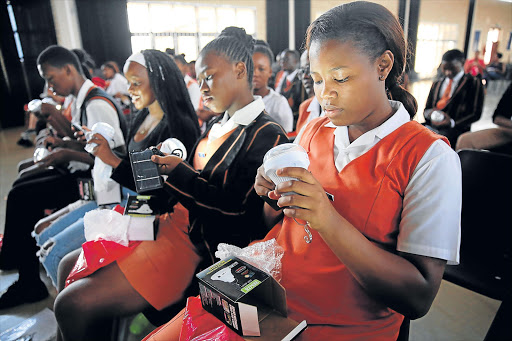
[387,83,417,118]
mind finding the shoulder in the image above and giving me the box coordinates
[299,97,314,112]
[85,97,118,114]
[249,112,288,136]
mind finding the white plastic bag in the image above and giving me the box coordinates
[84,209,130,246]
[215,238,284,282]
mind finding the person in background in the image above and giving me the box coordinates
[174,54,215,132]
[294,50,323,135]
[456,83,512,151]
[424,49,484,147]
[464,50,486,78]
[173,54,201,111]
[274,49,305,118]
[141,3,461,340]
[101,61,130,107]
[53,27,287,341]
[253,40,293,133]
[188,60,196,80]
[485,52,506,82]
[72,49,105,89]
[0,45,125,309]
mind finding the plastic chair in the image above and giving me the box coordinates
[443,149,512,339]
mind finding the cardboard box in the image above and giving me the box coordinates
[197,256,307,340]
[124,195,159,240]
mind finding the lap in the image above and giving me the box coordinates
[57,259,150,316]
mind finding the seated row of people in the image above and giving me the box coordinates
[1,2,463,340]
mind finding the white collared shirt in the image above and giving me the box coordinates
[440,69,464,98]
[297,100,461,265]
[105,73,129,97]
[262,88,293,132]
[72,79,125,148]
[208,97,265,145]
[184,74,201,111]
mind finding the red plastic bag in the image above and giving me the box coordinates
[179,296,244,341]
[65,239,141,287]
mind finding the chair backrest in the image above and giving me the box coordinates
[447,149,512,298]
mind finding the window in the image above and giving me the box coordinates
[127,1,257,61]
[415,23,458,78]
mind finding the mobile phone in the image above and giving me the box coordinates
[150,147,166,157]
[71,122,86,134]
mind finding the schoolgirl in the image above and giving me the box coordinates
[53,27,288,340]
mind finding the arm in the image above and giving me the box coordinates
[153,122,288,215]
[40,103,74,138]
[270,143,461,319]
[423,84,437,122]
[37,149,94,168]
[494,116,512,129]
[454,77,484,128]
[85,100,125,149]
[492,84,512,128]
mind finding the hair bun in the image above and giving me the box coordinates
[220,26,255,52]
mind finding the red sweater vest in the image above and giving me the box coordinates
[264,117,447,340]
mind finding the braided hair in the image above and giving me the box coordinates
[200,26,255,86]
[128,49,200,153]
[305,1,418,118]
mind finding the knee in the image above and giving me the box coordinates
[57,250,80,292]
[455,132,472,150]
[54,288,79,325]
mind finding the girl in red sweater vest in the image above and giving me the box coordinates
[254,2,461,340]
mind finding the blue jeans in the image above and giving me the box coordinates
[36,187,136,286]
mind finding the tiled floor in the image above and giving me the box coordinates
[0,80,508,340]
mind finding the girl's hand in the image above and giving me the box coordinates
[254,165,279,199]
[151,154,183,175]
[431,111,452,128]
[37,149,70,168]
[44,136,64,151]
[73,125,88,142]
[274,167,339,233]
[86,133,121,167]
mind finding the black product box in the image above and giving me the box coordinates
[129,149,163,193]
[124,195,159,241]
[196,256,307,340]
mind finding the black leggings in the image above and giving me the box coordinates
[0,169,88,282]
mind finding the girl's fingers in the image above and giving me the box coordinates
[276,167,315,184]
[151,154,173,165]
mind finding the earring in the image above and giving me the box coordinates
[379,75,385,81]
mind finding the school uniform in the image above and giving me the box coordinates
[0,80,125,292]
[295,96,323,135]
[105,73,129,95]
[424,71,484,146]
[262,88,294,132]
[278,69,305,115]
[117,97,288,310]
[265,101,461,340]
[184,74,201,111]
